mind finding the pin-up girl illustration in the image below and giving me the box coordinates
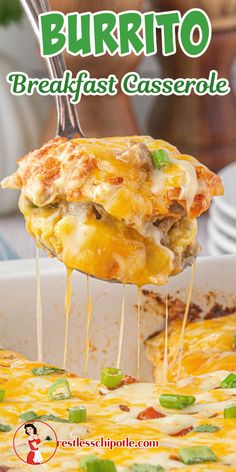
[24,423,43,465]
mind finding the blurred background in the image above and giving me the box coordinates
[0,0,236,260]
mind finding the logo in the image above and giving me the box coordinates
[13,420,58,465]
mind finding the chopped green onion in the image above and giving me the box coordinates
[38,414,70,423]
[80,456,116,472]
[0,423,11,432]
[101,367,123,389]
[80,456,99,470]
[32,366,66,376]
[152,149,170,168]
[48,378,71,400]
[0,390,5,402]
[82,458,102,472]
[68,406,87,423]
[101,460,116,472]
[130,464,164,472]
[20,411,38,421]
[19,411,70,423]
[179,446,217,464]
[159,394,196,410]
[220,373,236,389]
[224,404,236,418]
[193,424,220,433]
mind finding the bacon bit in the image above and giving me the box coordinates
[195,166,224,197]
[170,426,194,436]
[137,407,165,420]
[167,188,181,200]
[169,455,181,462]
[68,372,78,378]
[189,193,208,218]
[99,376,136,395]
[119,404,130,412]
[108,177,124,185]
[122,375,137,385]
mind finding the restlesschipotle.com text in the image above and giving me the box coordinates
[57,437,159,450]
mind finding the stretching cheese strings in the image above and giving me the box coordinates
[116,284,125,369]
[35,247,43,362]
[162,289,169,384]
[137,287,141,379]
[63,268,72,369]
[84,275,91,377]
[176,261,196,379]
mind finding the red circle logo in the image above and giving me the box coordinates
[13,421,58,465]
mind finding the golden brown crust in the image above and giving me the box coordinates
[1,136,223,222]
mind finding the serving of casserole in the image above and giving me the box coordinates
[1,136,223,285]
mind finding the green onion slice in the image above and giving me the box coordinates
[0,390,5,402]
[101,460,116,472]
[220,373,236,389]
[130,464,164,472]
[159,394,196,410]
[68,406,87,423]
[19,411,70,423]
[48,378,71,400]
[80,456,99,470]
[39,414,70,423]
[80,456,116,472]
[101,367,123,389]
[224,404,236,418]
[32,366,66,376]
[179,446,217,464]
[152,149,170,168]
[193,424,220,433]
[0,423,11,432]
[20,411,38,421]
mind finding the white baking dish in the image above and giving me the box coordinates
[0,255,235,382]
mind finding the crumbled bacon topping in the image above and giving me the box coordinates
[119,404,130,412]
[122,375,137,385]
[169,455,181,462]
[137,407,165,420]
[68,372,78,378]
[108,177,124,185]
[169,426,193,436]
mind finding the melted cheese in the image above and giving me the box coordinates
[84,276,92,377]
[35,247,43,362]
[1,136,223,286]
[162,290,169,384]
[1,349,236,471]
[146,312,236,383]
[116,284,126,369]
[137,287,141,379]
[176,261,196,380]
[63,268,72,369]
